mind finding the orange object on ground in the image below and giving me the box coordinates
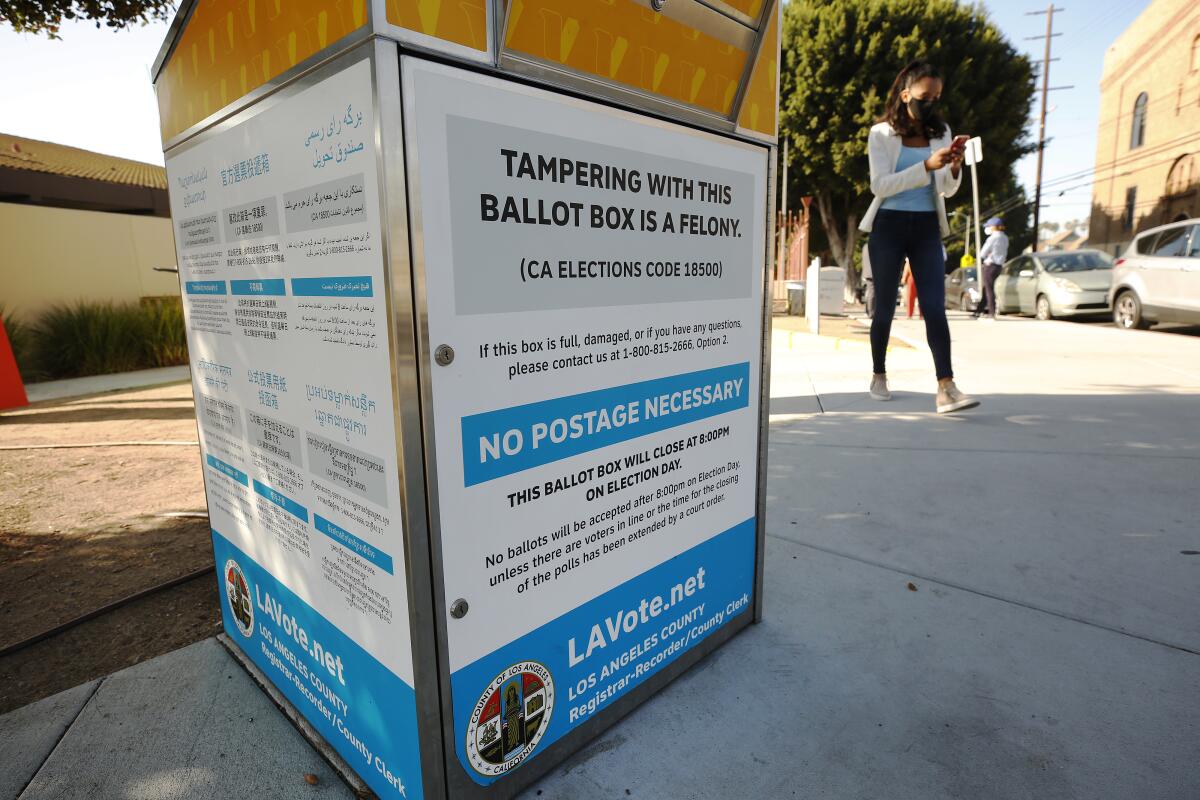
[905,273,922,319]
[0,317,29,409]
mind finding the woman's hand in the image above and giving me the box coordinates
[947,145,964,178]
[924,146,955,171]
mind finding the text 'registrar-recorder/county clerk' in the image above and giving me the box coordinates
[480,148,742,237]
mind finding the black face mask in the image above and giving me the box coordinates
[907,97,937,123]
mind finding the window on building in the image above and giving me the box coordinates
[1166,154,1196,195]
[1122,186,1137,231]
[1130,92,1148,149]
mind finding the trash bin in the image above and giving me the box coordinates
[153,3,780,798]
[786,281,806,315]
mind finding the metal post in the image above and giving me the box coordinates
[970,159,983,312]
[778,138,788,280]
[971,160,983,269]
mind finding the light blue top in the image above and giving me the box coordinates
[880,145,935,212]
[980,230,1010,265]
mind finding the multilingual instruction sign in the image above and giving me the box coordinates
[164,58,422,800]
[402,58,767,784]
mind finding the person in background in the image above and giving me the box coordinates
[973,216,1009,320]
[859,60,978,414]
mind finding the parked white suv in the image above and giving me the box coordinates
[1110,218,1200,329]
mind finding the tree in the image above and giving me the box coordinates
[780,0,1037,291]
[0,0,173,38]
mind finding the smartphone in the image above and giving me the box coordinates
[951,134,970,153]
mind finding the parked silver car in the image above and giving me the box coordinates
[994,249,1114,320]
[944,266,980,311]
[1109,218,1200,329]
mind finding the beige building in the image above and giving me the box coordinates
[0,134,179,322]
[1088,0,1200,252]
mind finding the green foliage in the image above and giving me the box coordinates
[21,299,188,380]
[139,298,189,367]
[0,304,44,383]
[0,0,173,38]
[780,0,1037,275]
[33,302,147,377]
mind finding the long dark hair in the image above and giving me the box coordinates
[879,60,947,139]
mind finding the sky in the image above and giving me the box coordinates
[0,17,171,166]
[980,0,1152,227]
[0,1,1155,226]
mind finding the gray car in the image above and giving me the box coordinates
[1109,218,1200,329]
[944,266,980,311]
[994,249,1114,320]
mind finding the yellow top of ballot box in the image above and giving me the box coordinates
[153,0,779,147]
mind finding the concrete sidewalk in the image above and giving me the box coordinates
[23,365,191,404]
[3,313,1197,799]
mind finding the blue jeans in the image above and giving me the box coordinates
[867,210,953,379]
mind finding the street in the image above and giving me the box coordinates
[524,311,1200,799]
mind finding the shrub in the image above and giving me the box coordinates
[25,299,189,380]
[139,298,189,368]
[0,304,45,383]
[32,302,145,378]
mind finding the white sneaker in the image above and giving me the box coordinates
[869,375,891,401]
[936,381,979,414]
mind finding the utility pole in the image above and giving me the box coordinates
[1026,6,1072,252]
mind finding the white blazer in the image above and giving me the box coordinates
[859,121,962,237]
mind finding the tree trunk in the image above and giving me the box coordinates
[813,190,860,297]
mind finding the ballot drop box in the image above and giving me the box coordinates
[154,2,779,797]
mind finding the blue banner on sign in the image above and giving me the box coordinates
[315,514,394,574]
[211,531,423,800]
[205,453,248,485]
[230,279,287,296]
[450,518,755,785]
[460,362,750,486]
[185,281,227,295]
[252,479,309,522]
[291,276,374,297]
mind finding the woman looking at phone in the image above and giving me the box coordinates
[859,60,978,414]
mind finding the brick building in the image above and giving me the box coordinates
[1088,0,1200,252]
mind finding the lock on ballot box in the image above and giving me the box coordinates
[153,1,779,797]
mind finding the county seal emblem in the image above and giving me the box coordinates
[223,559,254,637]
[465,661,554,776]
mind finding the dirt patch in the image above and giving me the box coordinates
[0,382,220,714]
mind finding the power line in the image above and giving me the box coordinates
[945,143,1198,240]
[1039,130,1200,191]
[964,131,1200,226]
[942,145,1199,244]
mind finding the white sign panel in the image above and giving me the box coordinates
[965,136,983,166]
[403,58,766,784]
[164,58,422,800]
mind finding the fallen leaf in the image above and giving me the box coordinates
[304,773,319,785]
[906,582,917,592]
